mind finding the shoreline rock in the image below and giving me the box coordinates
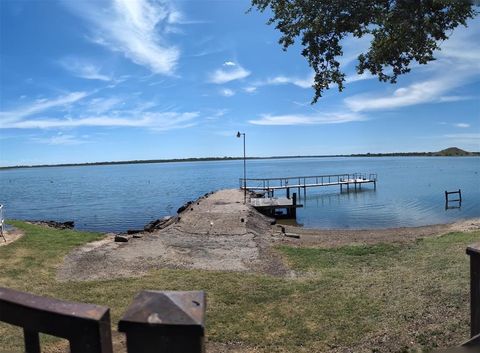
[27,220,74,230]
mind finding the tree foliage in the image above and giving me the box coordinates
[250,0,477,103]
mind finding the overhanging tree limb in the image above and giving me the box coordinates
[250,0,477,103]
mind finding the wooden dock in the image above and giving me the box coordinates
[250,193,302,219]
[241,173,377,198]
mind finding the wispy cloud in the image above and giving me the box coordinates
[31,133,88,145]
[2,111,199,130]
[249,112,365,126]
[209,63,250,84]
[63,0,181,75]
[243,86,257,93]
[0,92,88,124]
[0,90,199,132]
[264,75,313,88]
[60,57,112,81]
[83,97,123,115]
[455,123,471,128]
[443,133,480,147]
[344,19,480,112]
[219,88,235,97]
[345,78,458,112]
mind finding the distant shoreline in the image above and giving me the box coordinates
[1,149,479,170]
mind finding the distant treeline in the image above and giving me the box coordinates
[1,147,477,170]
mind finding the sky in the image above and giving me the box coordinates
[0,0,479,166]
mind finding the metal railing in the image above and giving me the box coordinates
[239,173,377,190]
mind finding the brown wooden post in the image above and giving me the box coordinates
[467,245,480,337]
[24,329,40,353]
[119,290,206,353]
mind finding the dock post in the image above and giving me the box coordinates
[292,193,297,218]
[286,188,290,199]
[459,189,462,203]
[340,184,343,193]
[374,181,376,190]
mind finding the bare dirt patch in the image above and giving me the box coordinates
[0,228,24,247]
[58,189,286,281]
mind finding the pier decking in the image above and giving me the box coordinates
[241,173,377,198]
[250,194,303,218]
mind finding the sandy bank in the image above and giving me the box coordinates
[277,217,480,248]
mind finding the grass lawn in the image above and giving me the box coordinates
[0,221,479,352]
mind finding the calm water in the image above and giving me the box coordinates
[0,157,479,232]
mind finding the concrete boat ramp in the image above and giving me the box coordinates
[58,189,286,281]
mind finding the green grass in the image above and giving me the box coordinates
[0,221,479,352]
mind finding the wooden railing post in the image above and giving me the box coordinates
[467,244,480,337]
[119,290,206,353]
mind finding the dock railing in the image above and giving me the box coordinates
[240,173,377,196]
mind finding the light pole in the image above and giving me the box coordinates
[236,131,246,204]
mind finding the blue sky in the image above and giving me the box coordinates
[0,0,479,166]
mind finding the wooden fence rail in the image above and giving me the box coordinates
[0,287,113,353]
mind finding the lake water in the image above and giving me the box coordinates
[0,157,479,232]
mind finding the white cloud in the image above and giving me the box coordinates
[223,61,236,66]
[209,65,250,84]
[344,72,374,83]
[0,92,88,124]
[345,78,455,112]
[0,90,199,132]
[243,86,257,93]
[63,0,180,75]
[2,112,199,130]
[60,58,112,81]
[249,112,365,126]
[455,123,470,128]
[443,133,480,147]
[31,133,88,145]
[344,18,480,112]
[248,73,314,92]
[205,108,228,120]
[219,88,235,97]
[438,96,474,103]
[266,75,313,88]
